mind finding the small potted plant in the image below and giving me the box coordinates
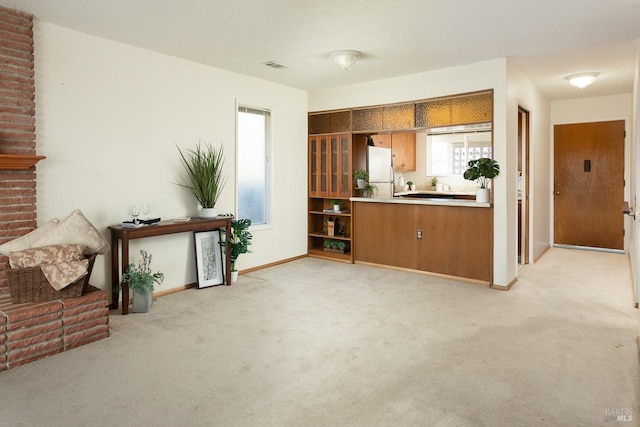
[463,157,500,203]
[220,218,253,282]
[431,177,438,190]
[332,199,341,212]
[407,181,416,191]
[120,249,164,313]
[353,169,368,189]
[176,141,227,218]
[324,239,348,254]
[363,183,377,198]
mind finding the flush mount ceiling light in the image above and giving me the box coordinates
[565,72,599,89]
[329,50,361,70]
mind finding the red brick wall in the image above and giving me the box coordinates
[0,6,37,297]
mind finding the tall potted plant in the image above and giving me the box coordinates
[220,218,253,282]
[176,141,227,218]
[120,249,164,313]
[463,157,500,203]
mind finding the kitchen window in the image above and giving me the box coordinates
[237,105,271,225]
[427,131,492,176]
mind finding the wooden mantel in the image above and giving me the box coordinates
[0,154,46,170]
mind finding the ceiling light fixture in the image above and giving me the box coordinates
[565,72,599,89]
[329,50,361,70]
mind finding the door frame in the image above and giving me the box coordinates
[518,107,530,264]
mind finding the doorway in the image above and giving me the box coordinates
[553,120,625,251]
[518,108,530,264]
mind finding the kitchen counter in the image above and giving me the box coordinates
[350,195,490,208]
[351,196,493,283]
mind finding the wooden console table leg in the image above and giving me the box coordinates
[121,235,130,315]
[110,230,120,310]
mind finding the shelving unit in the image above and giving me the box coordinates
[308,197,353,262]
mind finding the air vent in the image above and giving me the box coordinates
[263,61,286,69]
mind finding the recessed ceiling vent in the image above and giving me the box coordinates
[263,61,286,69]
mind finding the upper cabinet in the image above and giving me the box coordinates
[308,110,351,135]
[310,90,493,135]
[308,134,352,198]
[369,134,392,148]
[352,103,415,133]
[415,91,492,128]
[391,133,416,171]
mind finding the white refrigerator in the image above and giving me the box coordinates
[367,146,394,198]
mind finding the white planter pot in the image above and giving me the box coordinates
[231,271,238,283]
[333,204,340,212]
[356,179,365,189]
[476,188,490,203]
[132,288,153,313]
[199,207,217,218]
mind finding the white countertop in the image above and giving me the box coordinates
[350,195,490,208]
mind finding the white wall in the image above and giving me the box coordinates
[309,59,518,286]
[33,22,308,296]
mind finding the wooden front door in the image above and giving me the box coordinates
[554,120,625,250]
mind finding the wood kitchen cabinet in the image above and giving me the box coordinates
[353,201,492,283]
[308,133,353,262]
[391,132,416,171]
[353,202,415,269]
[369,134,391,148]
[415,204,492,281]
[367,133,415,171]
[308,133,351,198]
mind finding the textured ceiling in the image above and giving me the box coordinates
[1,0,639,100]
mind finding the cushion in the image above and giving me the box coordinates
[32,209,110,254]
[9,243,87,268]
[0,218,60,256]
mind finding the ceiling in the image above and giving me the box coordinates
[2,0,640,101]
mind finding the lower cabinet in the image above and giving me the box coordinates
[353,202,492,282]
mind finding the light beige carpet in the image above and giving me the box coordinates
[0,247,638,426]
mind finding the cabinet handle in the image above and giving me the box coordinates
[417,229,423,240]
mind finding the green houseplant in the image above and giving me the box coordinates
[463,157,500,203]
[220,218,253,282]
[120,249,164,313]
[176,141,227,218]
[363,183,377,198]
[353,169,368,189]
[324,239,348,254]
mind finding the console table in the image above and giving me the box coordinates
[109,217,233,315]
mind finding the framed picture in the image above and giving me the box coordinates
[194,230,224,288]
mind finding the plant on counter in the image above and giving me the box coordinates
[220,218,253,272]
[120,249,164,292]
[463,158,500,189]
[431,177,438,187]
[364,183,377,198]
[406,181,413,186]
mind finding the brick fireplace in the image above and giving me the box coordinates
[0,6,109,372]
[0,6,39,297]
